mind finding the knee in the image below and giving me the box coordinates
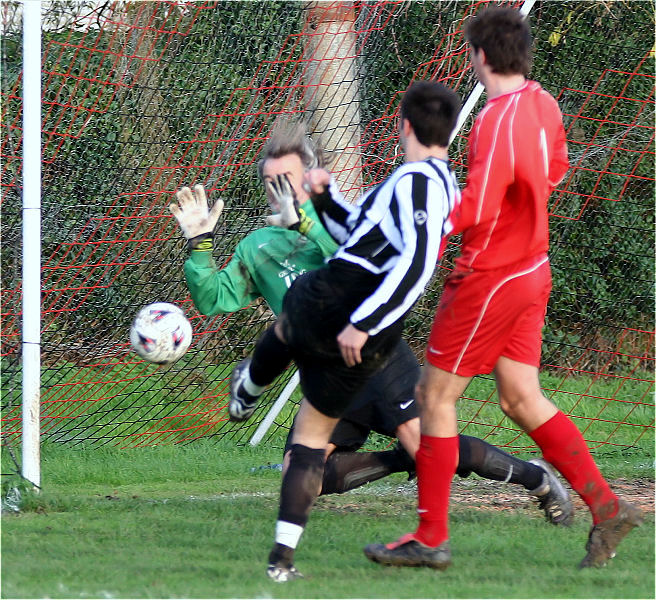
[414,382,443,418]
[498,392,523,419]
[498,386,539,420]
[499,396,516,420]
[414,379,454,413]
[495,360,545,421]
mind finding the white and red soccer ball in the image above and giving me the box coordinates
[130,302,192,364]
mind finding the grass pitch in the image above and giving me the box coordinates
[1,441,654,599]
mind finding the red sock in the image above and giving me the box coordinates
[413,435,459,547]
[529,411,618,524]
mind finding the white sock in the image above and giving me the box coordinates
[275,520,304,549]
[243,371,266,396]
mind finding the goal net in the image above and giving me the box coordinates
[1,2,653,474]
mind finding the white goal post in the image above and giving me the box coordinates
[21,0,43,490]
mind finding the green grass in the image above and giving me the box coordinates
[3,363,652,452]
[2,442,654,599]
[452,371,654,449]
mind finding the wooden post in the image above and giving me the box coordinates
[303,2,363,203]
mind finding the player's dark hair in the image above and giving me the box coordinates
[258,119,325,178]
[464,7,533,76]
[399,80,460,147]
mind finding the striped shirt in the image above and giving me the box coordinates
[316,158,460,335]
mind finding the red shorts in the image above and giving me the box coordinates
[426,254,551,376]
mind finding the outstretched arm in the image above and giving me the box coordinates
[171,185,260,315]
[183,251,260,316]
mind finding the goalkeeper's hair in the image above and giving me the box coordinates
[258,118,326,178]
[464,6,533,76]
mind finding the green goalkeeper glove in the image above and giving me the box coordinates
[265,174,314,236]
[169,184,224,250]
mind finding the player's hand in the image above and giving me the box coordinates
[170,185,224,248]
[265,174,300,228]
[266,174,313,235]
[303,168,333,214]
[302,168,331,196]
[337,323,369,367]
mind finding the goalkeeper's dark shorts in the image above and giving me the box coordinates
[280,260,404,418]
[284,339,420,453]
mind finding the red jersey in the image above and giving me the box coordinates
[450,80,569,271]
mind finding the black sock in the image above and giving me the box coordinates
[249,324,293,386]
[268,543,295,568]
[270,445,325,567]
[278,444,326,526]
[320,445,415,495]
[457,434,544,490]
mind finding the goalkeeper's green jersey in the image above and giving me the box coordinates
[184,199,339,316]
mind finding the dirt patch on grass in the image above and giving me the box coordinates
[450,476,654,515]
[317,476,654,519]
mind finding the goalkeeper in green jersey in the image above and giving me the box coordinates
[180,146,338,318]
[169,121,573,551]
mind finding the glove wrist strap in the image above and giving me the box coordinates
[188,232,213,251]
[292,207,313,236]
[297,217,313,236]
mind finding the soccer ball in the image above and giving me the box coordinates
[130,302,193,364]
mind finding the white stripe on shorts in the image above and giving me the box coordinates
[451,255,549,373]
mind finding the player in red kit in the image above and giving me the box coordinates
[364,6,642,571]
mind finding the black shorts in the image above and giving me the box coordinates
[285,339,421,453]
[280,261,404,418]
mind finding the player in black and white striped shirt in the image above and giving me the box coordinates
[315,156,459,338]
[229,81,461,581]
